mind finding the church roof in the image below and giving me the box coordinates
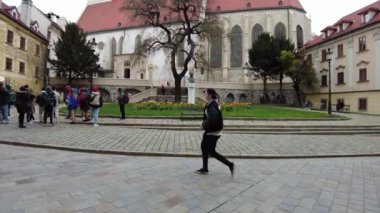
[305,0,380,49]
[78,0,305,33]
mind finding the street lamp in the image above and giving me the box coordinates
[90,38,98,88]
[326,49,333,115]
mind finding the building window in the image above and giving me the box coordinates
[358,98,367,111]
[307,54,312,64]
[34,66,40,78]
[296,25,304,49]
[20,37,26,50]
[320,99,327,110]
[47,31,51,41]
[230,25,243,68]
[321,75,327,86]
[210,29,223,68]
[337,44,344,57]
[5,58,13,71]
[7,30,14,45]
[359,36,366,52]
[321,49,327,62]
[124,61,131,67]
[359,68,367,82]
[140,73,144,80]
[19,62,25,75]
[35,45,40,57]
[252,24,263,44]
[274,22,286,39]
[124,68,130,79]
[337,72,344,84]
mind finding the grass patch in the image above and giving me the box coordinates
[60,103,341,119]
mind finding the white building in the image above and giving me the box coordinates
[73,0,312,103]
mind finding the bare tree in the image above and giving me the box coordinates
[121,0,220,102]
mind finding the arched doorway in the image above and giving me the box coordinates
[226,93,235,103]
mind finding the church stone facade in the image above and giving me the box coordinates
[73,0,312,103]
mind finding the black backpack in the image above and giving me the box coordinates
[44,93,55,107]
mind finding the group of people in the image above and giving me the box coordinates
[0,83,60,128]
[63,85,104,127]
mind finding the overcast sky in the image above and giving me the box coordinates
[3,0,379,34]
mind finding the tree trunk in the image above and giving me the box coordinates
[294,85,302,107]
[263,76,268,104]
[279,74,283,95]
[174,76,182,103]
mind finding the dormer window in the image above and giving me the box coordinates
[247,2,251,8]
[31,22,39,32]
[11,9,19,19]
[358,8,379,23]
[216,6,221,12]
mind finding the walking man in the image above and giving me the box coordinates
[43,87,57,126]
[117,88,128,120]
[196,88,235,176]
[15,86,30,128]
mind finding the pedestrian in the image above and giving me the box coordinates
[196,88,235,176]
[90,86,103,127]
[0,82,10,124]
[117,88,128,120]
[36,89,46,123]
[78,87,90,122]
[43,86,56,126]
[65,86,78,124]
[52,86,60,124]
[5,84,14,118]
[26,89,36,124]
[15,86,30,128]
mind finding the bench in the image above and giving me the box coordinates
[180,106,204,120]
[332,104,350,113]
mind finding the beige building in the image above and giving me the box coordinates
[0,1,48,92]
[304,0,380,115]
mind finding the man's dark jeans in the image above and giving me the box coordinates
[201,133,232,170]
[44,107,53,124]
[119,104,125,119]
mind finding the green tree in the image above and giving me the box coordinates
[122,0,220,102]
[50,23,101,85]
[272,38,294,101]
[280,50,318,106]
[248,33,277,103]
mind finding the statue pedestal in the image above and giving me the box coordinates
[188,82,196,104]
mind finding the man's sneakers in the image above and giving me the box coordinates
[229,162,236,177]
[195,168,209,174]
[94,123,99,127]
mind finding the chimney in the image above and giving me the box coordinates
[20,0,33,26]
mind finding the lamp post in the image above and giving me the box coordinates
[90,38,98,88]
[326,49,333,115]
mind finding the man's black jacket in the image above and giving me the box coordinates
[202,100,224,133]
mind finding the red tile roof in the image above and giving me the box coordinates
[78,0,305,33]
[305,0,380,49]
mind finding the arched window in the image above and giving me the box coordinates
[135,35,142,53]
[124,68,130,79]
[252,24,264,44]
[274,22,286,39]
[226,93,235,103]
[140,73,144,80]
[111,38,117,70]
[230,25,243,68]
[239,94,247,103]
[296,25,304,49]
[210,29,223,68]
[118,36,124,54]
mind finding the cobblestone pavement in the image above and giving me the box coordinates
[0,145,380,213]
[1,121,380,157]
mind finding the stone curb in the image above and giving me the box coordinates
[1,140,380,159]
